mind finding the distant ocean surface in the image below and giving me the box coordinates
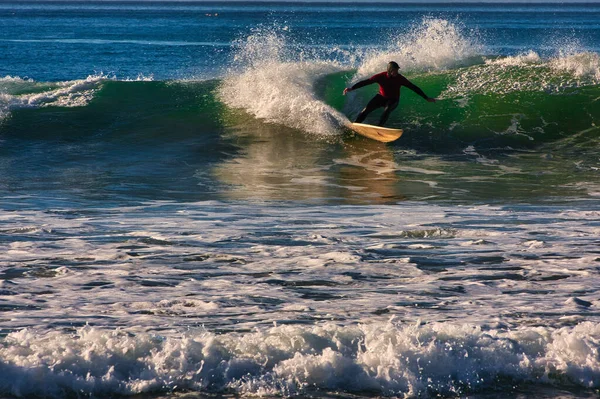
[1,2,600,398]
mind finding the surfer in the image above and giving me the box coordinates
[343,61,436,126]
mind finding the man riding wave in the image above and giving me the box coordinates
[343,61,436,127]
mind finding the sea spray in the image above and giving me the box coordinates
[356,18,484,77]
[218,27,349,136]
[550,51,600,82]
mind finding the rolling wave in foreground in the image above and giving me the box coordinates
[3,321,600,397]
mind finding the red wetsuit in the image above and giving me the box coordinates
[369,71,406,99]
[349,71,430,125]
[368,71,427,100]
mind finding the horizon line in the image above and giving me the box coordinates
[11,0,600,3]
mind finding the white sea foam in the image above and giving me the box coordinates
[2,201,600,396]
[443,50,600,99]
[1,201,599,330]
[0,74,154,122]
[2,321,600,397]
[484,50,600,81]
[484,51,543,67]
[0,75,103,117]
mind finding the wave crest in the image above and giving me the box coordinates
[443,51,600,99]
[0,74,153,123]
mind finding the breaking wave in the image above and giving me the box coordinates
[2,321,600,397]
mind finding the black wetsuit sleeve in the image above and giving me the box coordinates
[350,79,374,90]
[403,79,429,99]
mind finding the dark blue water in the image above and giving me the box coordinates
[2,2,600,80]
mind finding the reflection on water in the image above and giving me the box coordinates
[212,122,330,201]
[212,121,417,204]
[334,138,406,203]
[210,114,600,204]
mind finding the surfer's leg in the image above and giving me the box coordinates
[355,95,386,123]
[378,99,399,126]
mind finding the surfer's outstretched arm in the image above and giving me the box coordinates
[403,79,437,102]
[343,79,374,95]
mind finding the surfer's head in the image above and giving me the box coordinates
[387,61,400,77]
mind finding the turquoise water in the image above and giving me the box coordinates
[1,2,600,398]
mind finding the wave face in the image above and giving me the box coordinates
[0,76,223,138]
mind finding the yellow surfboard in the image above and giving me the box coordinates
[346,123,403,143]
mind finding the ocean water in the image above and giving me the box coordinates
[1,1,600,398]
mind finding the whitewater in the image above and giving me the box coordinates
[1,2,600,398]
[3,202,600,397]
